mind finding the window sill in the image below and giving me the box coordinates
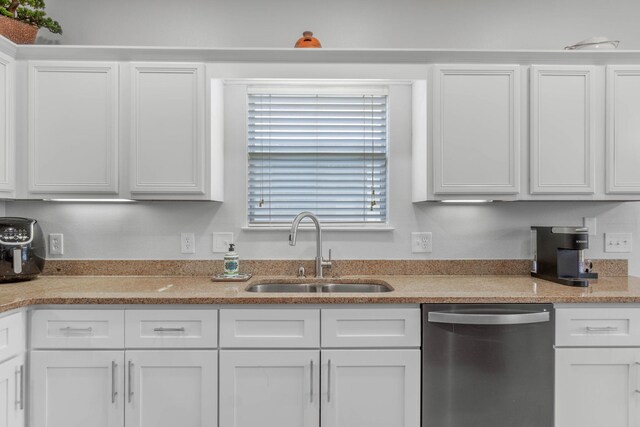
[242,225,395,232]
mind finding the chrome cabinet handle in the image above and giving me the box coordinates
[112,361,118,403]
[15,365,24,410]
[128,361,134,403]
[60,326,93,334]
[428,311,549,325]
[586,326,619,332]
[310,360,314,403]
[327,359,331,402]
[153,327,186,332]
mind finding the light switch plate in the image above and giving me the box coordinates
[213,232,234,253]
[412,232,432,253]
[605,232,632,253]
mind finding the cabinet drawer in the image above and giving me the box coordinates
[556,307,640,347]
[0,311,25,362]
[321,308,421,348]
[219,309,320,348]
[125,309,217,348]
[31,309,125,349]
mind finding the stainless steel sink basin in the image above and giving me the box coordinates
[245,282,392,293]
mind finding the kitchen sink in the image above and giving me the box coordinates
[245,282,393,293]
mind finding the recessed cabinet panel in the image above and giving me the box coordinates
[125,350,217,427]
[219,350,319,427]
[30,351,125,427]
[0,52,13,197]
[322,350,420,427]
[28,61,119,194]
[531,66,597,194]
[433,65,520,195]
[0,355,24,427]
[606,66,640,194]
[556,348,640,427]
[130,63,205,195]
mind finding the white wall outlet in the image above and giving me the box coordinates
[180,232,196,254]
[411,232,432,253]
[583,217,596,236]
[49,233,64,255]
[605,232,632,253]
[212,232,234,253]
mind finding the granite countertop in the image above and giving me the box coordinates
[1,274,640,313]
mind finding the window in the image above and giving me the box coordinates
[247,86,388,226]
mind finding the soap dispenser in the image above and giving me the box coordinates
[224,243,239,276]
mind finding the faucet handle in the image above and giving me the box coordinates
[328,249,332,262]
[322,249,332,268]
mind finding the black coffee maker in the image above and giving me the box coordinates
[531,226,598,287]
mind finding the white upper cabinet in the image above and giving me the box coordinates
[28,61,119,196]
[606,66,640,194]
[0,52,14,198]
[127,63,222,200]
[530,66,600,195]
[432,64,521,196]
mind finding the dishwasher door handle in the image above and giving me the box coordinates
[428,311,550,325]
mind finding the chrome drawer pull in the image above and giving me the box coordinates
[153,327,186,332]
[327,359,331,403]
[60,326,93,334]
[128,361,134,403]
[112,361,118,403]
[310,360,314,403]
[15,365,24,410]
[586,326,619,332]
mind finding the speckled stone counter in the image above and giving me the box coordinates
[2,274,640,314]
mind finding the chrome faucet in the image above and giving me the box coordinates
[289,211,332,278]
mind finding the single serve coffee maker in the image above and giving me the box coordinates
[531,226,598,287]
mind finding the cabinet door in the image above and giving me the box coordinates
[30,351,124,427]
[531,66,599,194]
[322,350,420,427]
[432,65,520,195]
[129,63,205,197]
[28,61,119,195]
[0,356,24,427]
[219,350,319,427]
[556,348,640,427]
[606,66,640,194]
[0,52,14,198]
[125,350,217,427]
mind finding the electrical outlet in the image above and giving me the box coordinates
[411,232,432,253]
[181,233,196,254]
[605,232,632,253]
[212,232,234,253]
[49,233,64,255]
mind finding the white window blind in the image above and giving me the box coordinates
[247,90,388,225]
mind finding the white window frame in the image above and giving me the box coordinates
[243,81,392,230]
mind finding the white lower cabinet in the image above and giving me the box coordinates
[30,349,218,427]
[0,355,25,427]
[219,350,319,427]
[556,348,640,427]
[321,350,420,427]
[30,351,124,427]
[555,304,640,427]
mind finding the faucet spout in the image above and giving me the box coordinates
[289,211,331,278]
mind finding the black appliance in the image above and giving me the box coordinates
[0,217,46,282]
[531,226,598,287]
[422,304,554,427]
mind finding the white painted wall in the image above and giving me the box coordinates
[38,0,640,49]
[8,0,640,275]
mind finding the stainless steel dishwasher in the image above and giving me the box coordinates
[422,304,554,427]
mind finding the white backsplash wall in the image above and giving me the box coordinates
[40,0,640,49]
